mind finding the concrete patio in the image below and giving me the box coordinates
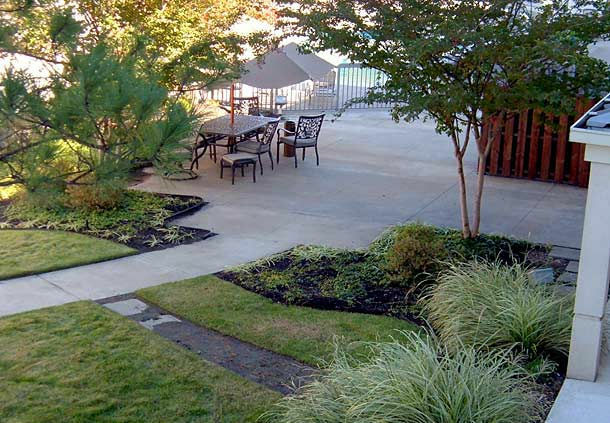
[140,109,587,249]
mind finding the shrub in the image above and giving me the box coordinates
[384,223,448,285]
[425,261,574,364]
[262,332,542,423]
[65,183,125,210]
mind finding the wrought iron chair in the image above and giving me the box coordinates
[234,97,261,116]
[191,124,230,168]
[220,96,261,116]
[231,97,263,142]
[235,119,280,175]
[276,114,325,168]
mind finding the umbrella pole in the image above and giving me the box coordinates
[230,83,235,125]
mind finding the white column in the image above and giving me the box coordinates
[567,145,610,381]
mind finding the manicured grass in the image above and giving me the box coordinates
[138,275,418,366]
[0,230,136,280]
[0,301,279,422]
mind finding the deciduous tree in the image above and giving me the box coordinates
[280,0,610,237]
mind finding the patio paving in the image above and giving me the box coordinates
[139,109,586,249]
[0,109,587,318]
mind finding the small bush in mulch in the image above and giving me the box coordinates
[219,223,551,321]
[0,190,213,252]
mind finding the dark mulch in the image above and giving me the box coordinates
[538,371,566,419]
[97,294,316,395]
[219,265,421,324]
[127,193,214,253]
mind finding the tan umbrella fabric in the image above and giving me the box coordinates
[236,43,335,89]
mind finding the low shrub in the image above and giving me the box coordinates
[262,332,543,423]
[384,223,448,285]
[425,261,574,364]
[65,183,125,210]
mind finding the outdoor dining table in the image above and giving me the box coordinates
[201,114,277,146]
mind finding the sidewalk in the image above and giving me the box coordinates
[547,353,610,422]
[0,234,288,317]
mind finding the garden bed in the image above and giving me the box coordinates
[0,191,214,253]
[217,224,569,419]
[218,225,553,322]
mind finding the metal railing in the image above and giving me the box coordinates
[199,63,391,113]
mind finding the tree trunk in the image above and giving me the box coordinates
[471,153,486,237]
[471,114,502,237]
[452,133,471,238]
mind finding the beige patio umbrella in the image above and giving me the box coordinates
[225,43,335,123]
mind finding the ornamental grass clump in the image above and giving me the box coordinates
[262,332,542,423]
[426,261,574,364]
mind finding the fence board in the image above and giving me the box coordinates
[554,115,569,183]
[528,110,542,179]
[516,110,529,177]
[502,114,515,177]
[540,114,554,180]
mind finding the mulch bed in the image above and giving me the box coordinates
[0,193,215,253]
[126,194,215,253]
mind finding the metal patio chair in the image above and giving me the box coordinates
[235,119,280,175]
[191,124,231,168]
[276,114,325,168]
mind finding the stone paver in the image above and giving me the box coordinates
[557,272,578,284]
[566,260,580,274]
[0,110,587,318]
[139,314,181,329]
[551,246,581,261]
[103,299,149,316]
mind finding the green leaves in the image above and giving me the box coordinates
[48,8,81,46]
[281,0,610,126]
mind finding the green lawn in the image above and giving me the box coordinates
[0,230,135,280]
[0,301,279,422]
[138,275,418,366]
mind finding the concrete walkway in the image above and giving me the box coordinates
[547,354,610,422]
[0,110,587,317]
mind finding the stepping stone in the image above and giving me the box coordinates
[140,314,181,330]
[556,284,576,297]
[566,260,580,274]
[528,268,555,285]
[557,272,578,284]
[550,246,580,261]
[103,299,149,316]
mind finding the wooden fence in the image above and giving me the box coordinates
[482,99,596,188]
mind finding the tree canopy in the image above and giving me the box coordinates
[280,0,610,237]
[0,0,270,204]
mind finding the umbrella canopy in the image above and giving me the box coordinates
[238,43,335,89]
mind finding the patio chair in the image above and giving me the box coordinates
[276,114,325,168]
[191,124,230,168]
[234,97,261,116]
[219,97,264,142]
[235,119,280,175]
[220,97,261,116]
